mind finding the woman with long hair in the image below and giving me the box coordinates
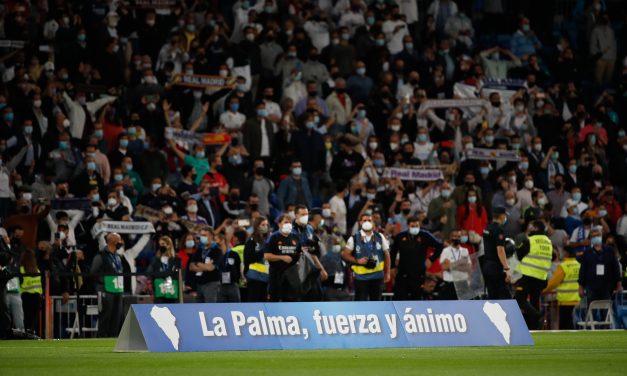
[147,236,181,303]
[456,188,488,241]
[243,216,271,302]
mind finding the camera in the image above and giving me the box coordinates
[365,257,378,269]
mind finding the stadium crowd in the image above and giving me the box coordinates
[1,0,627,338]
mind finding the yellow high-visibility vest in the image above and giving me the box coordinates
[516,234,553,280]
[556,258,581,303]
[20,266,42,295]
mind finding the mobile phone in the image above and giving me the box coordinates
[237,219,250,228]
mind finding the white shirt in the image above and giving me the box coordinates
[264,100,282,119]
[413,141,437,161]
[382,19,409,54]
[219,110,246,131]
[303,20,330,51]
[329,195,348,235]
[345,230,390,252]
[440,245,470,282]
[339,11,365,35]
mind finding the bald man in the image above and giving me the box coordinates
[91,232,125,337]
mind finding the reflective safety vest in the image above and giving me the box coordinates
[516,234,553,280]
[20,266,42,295]
[351,232,385,281]
[246,241,269,283]
[556,258,581,303]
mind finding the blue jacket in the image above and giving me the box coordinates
[276,175,312,211]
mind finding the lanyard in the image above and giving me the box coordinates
[223,250,232,268]
[108,252,122,273]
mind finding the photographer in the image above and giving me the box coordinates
[341,213,391,301]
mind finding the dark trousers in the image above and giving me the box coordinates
[514,275,547,330]
[354,278,383,301]
[394,274,423,301]
[21,293,40,335]
[247,280,268,302]
[0,286,10,338]
[98,292,123,337]
[269,273,293,302]
[483,262,511,300]
[558,305,575,330]
[439,281,458,300]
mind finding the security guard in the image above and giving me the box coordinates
[542,247,580,329]
[482,206,512,299]
[91,232,125,337]
[514,220,553,330]
[291,205,327,301]
[342,213,391,301]
[390,216,443,300]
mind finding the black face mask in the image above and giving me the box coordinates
[335,88,345,94]
[58,189,68,197]
[555,181,563,189]
[116,243,124,250]
[465,181,474,187]
[255,167,265,175]
[159,246,167,253]
[249,203,258,211]
[230,194,239,202]
[452,239,461,246]
[402,208,411,215]
[594,173,603,180]
[20,205,30,214]
[308,91,318,97]
[491,101,501,107]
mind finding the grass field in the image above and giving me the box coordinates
[1,331,626,375]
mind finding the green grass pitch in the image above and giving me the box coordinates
[1,331,626,375]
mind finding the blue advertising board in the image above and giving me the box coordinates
[114,300,533,352]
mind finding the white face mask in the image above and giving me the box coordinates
[107,198,117,207]
[280,222,293,234]
[361,221,373,232]
[506,198,516,206]
[322,208,332,218]
[524,180,534,189]
[187,205,198,213]
[92,207,99,217]
[163,207,173,215]
[332,245,342,253]
[58,231,67,240]
[298,215,309,225]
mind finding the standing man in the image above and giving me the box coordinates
[514,220,553,330]
[440,230,471,300]
[390,217,443,300]
[482,207,512,299]
[578,229,622,303]
[189,235,222,303]
[542,247,581,329]
[291,205,328,301]
[91,233,125,337]
[341,213,391,301]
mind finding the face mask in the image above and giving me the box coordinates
[506,198,516,206]
[332,245,342,253]
[292,167,302,176]
[391,125,401,132]
[219,69,229,77]
[522,24,530,32]
[196,151,205,159]
[519,162,529,170]
[480,167,490,175]
[375,39,385,46]
[114,174,123,182]
[515,105,525,112]
[119,139,129,148]
[525,180,534,189]
[198,236,209,245]
[569,165,577,174]
[24,125,33,134]
[95,129,104,139]
[551,152,559,161]
[418,134,428,142]
[589,135,597,145]
[257,109,268,118]
[572,192,582,202]
[87,162,97,171]
[468,196,477,204]
[537,197,547,207]
[33,100,42,108]
[441,189,451,199]
[322,208,332,218]
[409,227,420,236]
[460,235,468,244]
[92,193,100,202]
[185,240,195,248]
[485,135,495,144]
[361,221,373,232]
[534,144,542,152]
[92,207,99,217]
[389,142,399,151]
[259,225,269,234]
[356,68,366,76]
[512,143,521,150]
[298,215,309,226]
[187,205,198,213]
[4,113,14,122]
[230,103,240,112]
[147,102,157,111]
[163,207,173,215]
[599,209,607,217]
[280,222,293,234]
[152,183,161,192]
[591,236,602,246]
[59,141,69,150]
[107,198,117,206]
